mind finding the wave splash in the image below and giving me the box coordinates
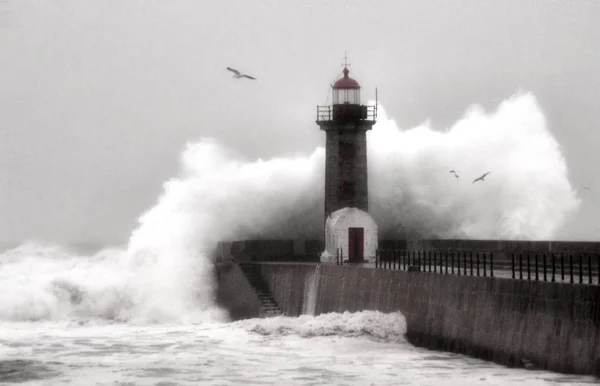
[369,92,580,240]
[235,311,407,343]
[0,92,580,323]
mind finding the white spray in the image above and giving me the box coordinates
[0,93,580,322]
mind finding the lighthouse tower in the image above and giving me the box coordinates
[317,60,378,263]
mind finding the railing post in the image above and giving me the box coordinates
[398,250,402,270]
[375,249,379,268]
[430,251,434,273]
[483,252,487,277]
[477,252,481,276]
[551,253,556,282]
[569,254,574,284]
[490,253,494,278]
[543,253,547,282]
[519,253,523,280]
[470,251,474,276]
[428,251,432,272]
[463,252,468,276]
[445,251,448,274]
[588,254,592,285]
[561,254,565,281]
[527,252,531,281]
[579,254,583,284]
[457,251,461,275]
[511,253,515,279]
[386,249,390,269]
[597,254,600,285]
[451,251,455,275]
[535,253,539,281]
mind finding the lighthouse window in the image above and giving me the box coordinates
[341,182,356,200]
[333,89,360,105]
[339,142,355,161]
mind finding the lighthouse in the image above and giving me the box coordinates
[317,59,378,263]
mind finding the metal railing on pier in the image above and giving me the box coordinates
[375,249,600,286]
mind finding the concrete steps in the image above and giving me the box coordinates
[238,263,283,318]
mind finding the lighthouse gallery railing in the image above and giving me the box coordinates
[316,104,377,123]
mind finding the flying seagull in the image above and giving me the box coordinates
[226,67,256,80]
[449,170,459,182]
[473,172,491,184]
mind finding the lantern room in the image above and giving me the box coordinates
[315,60,377,125]
[332,67,361,105]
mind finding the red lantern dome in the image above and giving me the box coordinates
[332,67,360,105]
[332,67,361,89]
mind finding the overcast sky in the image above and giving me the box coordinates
[1,0,599,244]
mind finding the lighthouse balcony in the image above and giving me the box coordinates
[316,104,377,124]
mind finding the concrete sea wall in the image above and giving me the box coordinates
[256,263,600,376]
[216,240,323,262]
[214,261,261,320]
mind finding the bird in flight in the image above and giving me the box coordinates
[449,170,459,182]
[472,172,491,184]
[226,67,256,80]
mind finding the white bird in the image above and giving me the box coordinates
[226,67,256,80]
[472,171,490,184]
[449,170,459,182]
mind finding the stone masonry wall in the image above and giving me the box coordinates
[256,263,600,376]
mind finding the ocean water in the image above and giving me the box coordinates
[0,95,590,384]
[1,311,597,385]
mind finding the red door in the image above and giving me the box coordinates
[348,227,364,262]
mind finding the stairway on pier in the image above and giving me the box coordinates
[238,263,283,318]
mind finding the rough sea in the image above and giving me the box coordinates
[0,95,593,385]
[1,312,598,385]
